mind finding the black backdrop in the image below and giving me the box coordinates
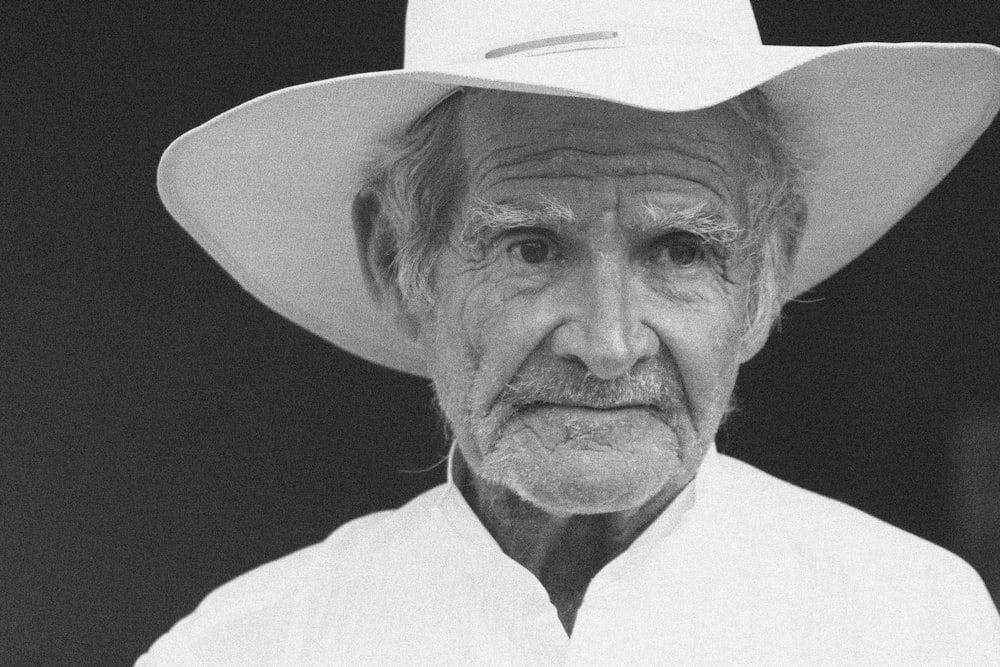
[5,1,1000,664]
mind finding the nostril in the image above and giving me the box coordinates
[561,354,591,374]
[583,354,639,381]
[550,310,659,380]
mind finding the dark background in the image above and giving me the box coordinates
[4,1,999,664]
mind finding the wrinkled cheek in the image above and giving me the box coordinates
[687,361,739,425]
[673,328,744,429]
[424,330,476,437]
[435,293,504,389]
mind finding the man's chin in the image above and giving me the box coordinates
[467,403,697,513]
[478,434,687,515]
[511,473,667,515]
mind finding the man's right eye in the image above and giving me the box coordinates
[509,238,553,264]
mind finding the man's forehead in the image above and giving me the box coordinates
[452,89,755,219]
[455,89,754,157]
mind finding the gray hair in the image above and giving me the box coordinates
[358,87,810,336]
[726,89,811,334]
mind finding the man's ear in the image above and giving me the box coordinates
[351,189,424,344]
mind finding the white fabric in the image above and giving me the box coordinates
[403,0,763,68]
[137,445,1000,665]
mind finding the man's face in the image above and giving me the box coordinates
[421,91,763,516]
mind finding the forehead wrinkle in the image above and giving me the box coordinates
[470,139,744,205]
[466,139,539,182]
[457,88,756,195]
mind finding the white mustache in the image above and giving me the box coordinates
[495,355,684,414]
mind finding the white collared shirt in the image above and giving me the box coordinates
[138,445,1000,665]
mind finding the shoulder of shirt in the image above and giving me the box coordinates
[710,454,1000,655]
[137,484,447,665]
[712,452,979,577]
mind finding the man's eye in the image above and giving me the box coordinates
[510,239,553,264]
[653,233,707,268]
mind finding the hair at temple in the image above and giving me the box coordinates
[357,86,811,338]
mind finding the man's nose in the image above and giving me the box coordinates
[550,257,660,379]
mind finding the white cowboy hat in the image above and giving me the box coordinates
[157,0,999,378]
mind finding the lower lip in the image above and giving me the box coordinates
[509,404,673,450]
[519,404,660,419]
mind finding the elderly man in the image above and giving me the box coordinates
[140,0,1000,664]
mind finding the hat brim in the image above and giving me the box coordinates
[158,41,1000,377]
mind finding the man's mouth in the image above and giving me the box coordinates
[521,401,650,411]
[517,401,666,419]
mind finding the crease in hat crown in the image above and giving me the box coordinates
[404,0,763,68]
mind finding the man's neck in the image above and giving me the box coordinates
[454,452,690,636]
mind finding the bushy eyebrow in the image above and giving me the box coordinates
[459,198,576,249]
[631,200,740,246]
[457,197,740,251]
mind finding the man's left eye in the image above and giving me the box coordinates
[510,239,553,264]
[653,233,707,268]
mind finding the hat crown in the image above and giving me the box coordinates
[404,0,763,68]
